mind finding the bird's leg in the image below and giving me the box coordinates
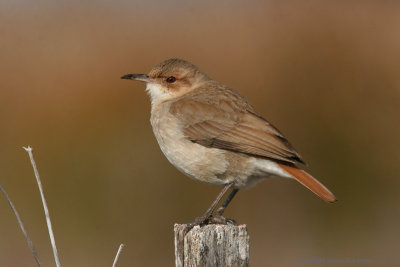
[214,188,239,216]
[186,183,233,230]
[208,188,239,225]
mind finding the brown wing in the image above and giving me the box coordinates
[169,84,304,165]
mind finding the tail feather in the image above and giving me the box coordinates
[278,164,336,203]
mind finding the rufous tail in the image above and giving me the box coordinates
[278,164,336,203]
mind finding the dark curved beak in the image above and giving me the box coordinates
[121,73,151,82]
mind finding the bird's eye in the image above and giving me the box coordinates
[166,76,176,83]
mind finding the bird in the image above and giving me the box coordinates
[121,58,336,226]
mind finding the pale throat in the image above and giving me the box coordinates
[145,83,172,105]
[146,82,194,106]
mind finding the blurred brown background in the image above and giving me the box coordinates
[1,0,399,266]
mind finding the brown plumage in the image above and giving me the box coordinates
[168,81,335,203]
[121,58,337,226]
[169,83,304,166]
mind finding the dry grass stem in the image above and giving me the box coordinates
[0,184,42,267]
[112,244,125,267]
[23,146,61,267]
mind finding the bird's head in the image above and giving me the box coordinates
[121,58,210,104]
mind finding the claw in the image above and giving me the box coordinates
[207,214,237,225]
[183,214,237,236]
[183,215,210,235]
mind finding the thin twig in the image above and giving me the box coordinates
[23,146,61,267]
[0,184,42,267]
[112,244,125,267]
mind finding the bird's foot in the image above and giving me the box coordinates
[207,214,237,225]
[183,215,210,235]
[203,206,237,225]
[182,214,237,238]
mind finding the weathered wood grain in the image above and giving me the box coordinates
[174,224,249,267]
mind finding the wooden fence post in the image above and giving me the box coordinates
[174,224,249,267]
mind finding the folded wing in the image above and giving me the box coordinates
[169,85,304,165]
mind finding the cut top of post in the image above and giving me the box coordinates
[174,224,249,267]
